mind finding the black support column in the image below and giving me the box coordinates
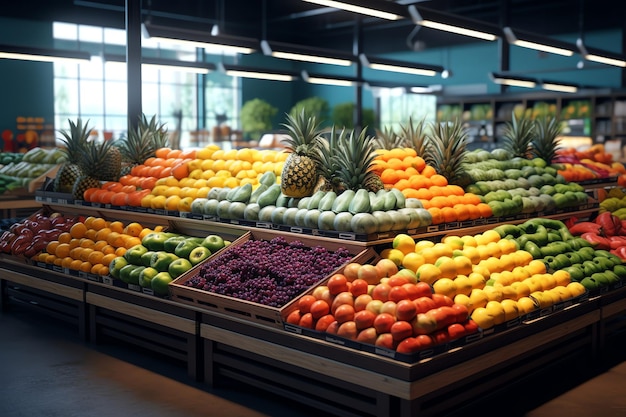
[126,0,142,130]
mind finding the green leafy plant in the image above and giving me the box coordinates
[331,102,376,132]
[289,97,330,125]
[240,98,278,141]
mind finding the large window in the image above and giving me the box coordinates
[52,22,238,148]
[377,89,437,132]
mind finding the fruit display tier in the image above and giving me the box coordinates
[2,203,626,417]
[36,193,603,247]
[1,253,625,417]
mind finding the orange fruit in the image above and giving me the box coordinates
[55,243,71,258]
[101,244,116,255]
[79,238,96,248]
[109,221,125,234]
[62,256,74,269]
[57,232,72,244]
[115,247,127,257]
[79,248,94,262]
[87,250,104,265]
[69,222,87,239]
[91,217,107,231]
[46,241,60,255]
[95,227,112,242]
[69,258,83,270]
[123,222,143,237]
[101,253,117,266]
[79,261,93,273]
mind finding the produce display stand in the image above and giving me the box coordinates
[0,256,88,340]
[1,198,626,416]
[86,281,202,380]
[0,196,42,219]
[200,298,599,417]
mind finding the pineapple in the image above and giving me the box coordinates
[116,114,169,175]
[72,138,115,200]
[53,118,90,193]
[314,125,342,192]
[280,110,323,198]
[333,128,383,192]
[532,116,562,164]
[100,145,122,181]
[399,116,428,156]
[424,119,470,187]
[374,125,404,150]
[502,112,535,159]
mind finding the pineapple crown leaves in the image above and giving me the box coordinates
[115,114,169,163]
[281,110,323,156]
[77,137,116,178]
[502,112,535,159]
[399,116,429,156]
[424,119,469,185]
[314,125,342,182]
[332,127,379,191]
[58,118,92,163]
[531,116,563,163]
[374,125,404,150]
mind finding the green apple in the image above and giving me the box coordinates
[128,265,146,286]
[142,232,176,251]
[124,244,148,265]
[139,267,159,288]
[151,271,173,296]
[201,234,225,253]
[119,264,139,284]
[188,245,211,265]
[163,235,186,253]
[168,258,193,279]
[150,251,179,272]
[174,240,200,259]
[109,256,128,279]
[140,251,156,267]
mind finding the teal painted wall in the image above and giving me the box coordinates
[0,17,55,145]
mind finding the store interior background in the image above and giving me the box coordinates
[0,0,624,149]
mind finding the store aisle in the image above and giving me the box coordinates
[1,301,625,417]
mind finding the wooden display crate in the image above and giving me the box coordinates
[170,229,377,328]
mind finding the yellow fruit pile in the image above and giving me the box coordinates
[142,145,287,211]
[36,217,160,276]
[381,232,586,329]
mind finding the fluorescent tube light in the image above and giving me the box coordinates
[359,54,443,76]
[302,0,406,21]
[0,44,91,64]
[577,38,626,68]
[409,6,499,41]
[219,63,297,82]
[489,72,537,89]
[301,70,361,87]
[261,40,353,66]
[503,27,574,56]
[142,23,256,55]
[541,81,578,93]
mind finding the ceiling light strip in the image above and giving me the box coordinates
[302,0,404,20]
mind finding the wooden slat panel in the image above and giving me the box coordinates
[1,269,83,301]
[87,292,196,334]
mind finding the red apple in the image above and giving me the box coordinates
[354,309,377,331]
[356,327,378,345]
[374,332,395,350]
[396,337,422,354]
[390,320,414,342]
[337,321,358,340]
[315,314,336,332]
[373,312,396,334]
[412,313,437,335]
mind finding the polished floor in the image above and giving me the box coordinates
[1,301,626,417]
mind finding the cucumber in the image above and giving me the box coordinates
[306,190,327,210]
[216,187,232,201]
[318,191,337,211]
[258,171,277,187]
[227,183,253,203]
[383,191,397,211]
[297,196,311,209]
[348,188,371,214]
[275,193,290,207]
[249,184,268,204]
[369,191,385,212]
[332,189,355,213]
[257,184,282,207]
[389,188,406,209]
